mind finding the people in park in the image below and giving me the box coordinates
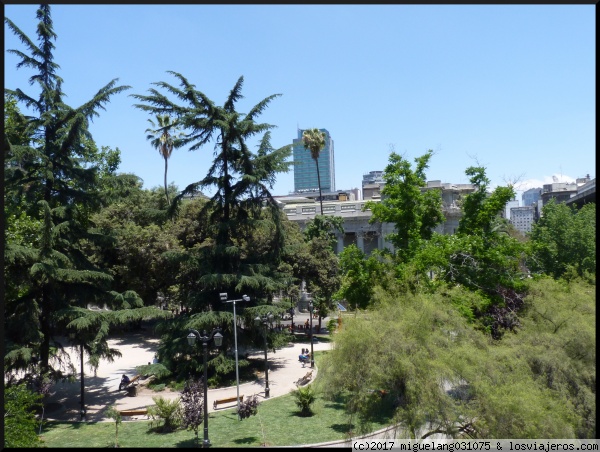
[119,374,130,390]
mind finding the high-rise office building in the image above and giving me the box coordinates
[292,128,335,194]
[522,188,542,207]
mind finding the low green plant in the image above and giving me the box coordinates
[147,396,182,433]
[104,405,122,448]
[291,384,316,417]
[327,318,338,336]
[149,383,166,392]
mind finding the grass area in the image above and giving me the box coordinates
[39,352,395,448]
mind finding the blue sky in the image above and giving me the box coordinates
[4,4,595,202]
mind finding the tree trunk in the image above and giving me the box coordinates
[315,159,323,215]
[164,157,170,206]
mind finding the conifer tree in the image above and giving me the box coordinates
[4,5,163,384]
[132,74,292,309]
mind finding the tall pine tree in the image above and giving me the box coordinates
[4,5,165,385]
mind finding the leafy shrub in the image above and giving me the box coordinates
[237,394,260,420]
[4,383,43,448]
[292,384,316,416]
[149,383,166,392]
[147,396,182,433]
[180,379,204,446]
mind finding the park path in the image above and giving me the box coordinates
[42,318,332,422]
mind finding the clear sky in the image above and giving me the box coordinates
[4,4,595,202]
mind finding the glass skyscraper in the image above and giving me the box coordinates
[292,128,335,194]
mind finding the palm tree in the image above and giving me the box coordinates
[145,115,181,205]
[302,128,326,215]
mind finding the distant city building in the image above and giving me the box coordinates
[362,171,385,200]
[566,176,595,208]
[541,181,578,206]
[422,181,476,235]
[522,188,542,207]
[503,199,520,220]
[292,128,335,194]
[510,206,536,234]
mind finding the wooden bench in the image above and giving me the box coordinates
[119,374,141,390]
[295,371,313,386]
[213,395,244,410]
[118,409,148,419]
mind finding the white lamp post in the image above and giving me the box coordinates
[220,293,250,419]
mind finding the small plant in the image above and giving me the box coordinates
[104,405,122,448]
[292,384,316,416]
[147,396,182,433]
[237,394,260,420]
[149,383,166,392]
[327,318,338,336]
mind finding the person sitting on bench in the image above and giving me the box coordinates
[118,374,130,391]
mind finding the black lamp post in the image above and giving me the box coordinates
[187,328,223,448]
[254,313,274,398]
[308,300,315,368]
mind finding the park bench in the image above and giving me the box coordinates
[213,394,244,410]
[120,374,141,389]
[119,375,141,396]
[295,370,313,386]
[118,408,148,419]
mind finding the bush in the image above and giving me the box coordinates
[4,383,43,448]
[237,394,260,420]
[147,396,182,433]
[291,384,316,416]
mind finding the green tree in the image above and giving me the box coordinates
[4,383,44,448]
[528,200,595,280]
[132,73,292,306]
[336,244,386,311]
[145,114,183,206]
[295,235,341,332]
[457,166,515,237]
[302,128,326,215]
[132,86,294,376]
[319,283,586,438]
[365,150,443,262]
[303,214,344,251]
[4,4,131,379]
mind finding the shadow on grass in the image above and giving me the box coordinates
[330,423,354,433]
[173,437,200,448]
[233,436,260,444]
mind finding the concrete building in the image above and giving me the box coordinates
[566,176,595,208]
[510,206,536,234]
[422,181,476,235]
[503,199,520,220]
[279,180,476,255]
[541,181,578,206]
[362,171,385,200]
[292,128,335,194]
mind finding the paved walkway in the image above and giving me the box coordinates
[43,321,332,423]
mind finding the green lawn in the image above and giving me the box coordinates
[39,351,395,448]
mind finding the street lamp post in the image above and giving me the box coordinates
[308,300,315,368]
[187,328,223,448]
[254,313,274,398]
[220,293,250,419]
